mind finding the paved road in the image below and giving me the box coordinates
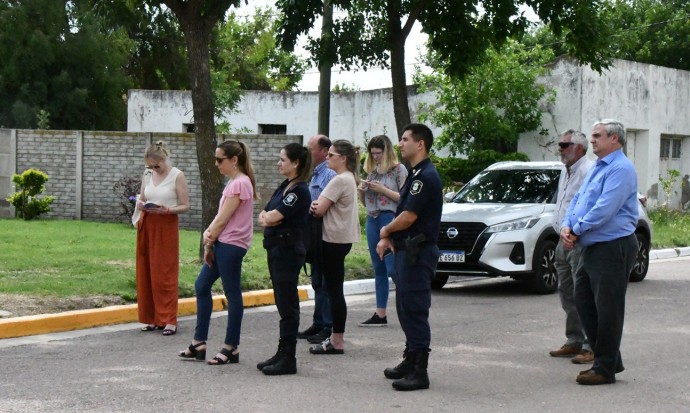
[1,257,689,412]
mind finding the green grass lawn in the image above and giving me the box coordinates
[0,219,373,302]
[2,208,688,304]
[648,208,690,248]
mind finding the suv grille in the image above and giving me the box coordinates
[438,222,487,254]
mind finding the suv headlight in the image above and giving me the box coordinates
[485,217,541,234]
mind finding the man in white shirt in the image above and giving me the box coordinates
[549,130,595,364]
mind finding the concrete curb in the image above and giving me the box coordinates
[648,247,690,260]
[1,246,686,340]
[0,288,309,340]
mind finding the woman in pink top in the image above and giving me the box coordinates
[179,140,258,365]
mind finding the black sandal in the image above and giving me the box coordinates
[207,347,239,365]
[141,325,163,332]
[162,326,177,336]
[179,342,206,361]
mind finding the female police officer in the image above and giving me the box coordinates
[257,142,311,375]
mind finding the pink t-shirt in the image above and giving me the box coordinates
[217,175,254,249]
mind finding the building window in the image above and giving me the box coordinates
[183,123,195,133]
[258,124,287,135]
[660,137,682,159]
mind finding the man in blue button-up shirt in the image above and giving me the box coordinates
[561,119,638,386]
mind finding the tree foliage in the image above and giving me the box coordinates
[0,0,133,130]
[416,40,555,155]
[91,0,190,90]
[276,0,611,140]
[523,0,690,71]
[211,7,307,131]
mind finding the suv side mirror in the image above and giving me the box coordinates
[444,192,456,203]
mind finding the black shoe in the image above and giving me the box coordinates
[384,348,412,379]
[179,341,206,361]
[297,325,323,339]
[359,313,388,327]
[307,327,332,344]
[262,355,297,375]
[262,341,297,375]
[392,352,430,391]
[257,341,286,370]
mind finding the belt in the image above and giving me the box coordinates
[392,238,432,251]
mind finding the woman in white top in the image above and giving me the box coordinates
[358,135,408,326]
[308,139,361,355]
[135,141,189,336]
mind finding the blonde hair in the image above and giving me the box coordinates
[145,141,170,164]
[364,135,399,174]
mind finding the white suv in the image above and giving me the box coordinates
[433,161,652,293]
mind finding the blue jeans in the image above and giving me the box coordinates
[366,212,397,309]
[194,241,246,348]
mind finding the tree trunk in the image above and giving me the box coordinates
[163,0,228,257]
[317,0,333,136]
[182,24,224,245]
[386,1,412,141]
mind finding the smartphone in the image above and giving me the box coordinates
[144,202,160,209]
[383,249,393,257]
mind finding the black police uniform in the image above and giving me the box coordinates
[391,157,442,353]
[263,179,311,341]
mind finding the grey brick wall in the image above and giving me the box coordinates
[5,129,301,230]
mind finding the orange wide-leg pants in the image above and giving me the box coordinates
[136,212,179,326]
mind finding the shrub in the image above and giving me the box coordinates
[6,169,55,220]
[112,176,142,221]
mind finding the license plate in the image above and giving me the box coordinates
[439,251,465,263]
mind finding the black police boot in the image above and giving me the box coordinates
[256,340,285,370]
[384,347,412,379]
[392,352,430,391]
[261,340,297,375]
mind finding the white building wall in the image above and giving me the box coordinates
[128,58,690,207]
[127,88,439,145]
[518,58,690,205]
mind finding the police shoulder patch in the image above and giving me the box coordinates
[283,193,297,206]
[410,180,423,195]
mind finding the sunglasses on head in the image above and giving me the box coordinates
[558,142,575,149]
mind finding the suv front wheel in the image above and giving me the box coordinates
[629,231,650,282]
[527,239,558,294]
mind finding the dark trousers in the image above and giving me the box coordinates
[394,244,439,352]
[267,245,304,341]
[575,234,637,378]
[310,262,332,328]
[321,241,352,334]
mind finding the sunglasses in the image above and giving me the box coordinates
[557,142,575,149]
[215,157,228,163]
[145,164,161,170]
[327,152,343,158]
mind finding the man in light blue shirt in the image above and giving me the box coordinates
[561,119,638,385]
[297,134,336,344]
[549,130,594,363]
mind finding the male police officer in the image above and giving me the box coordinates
[376,123,442,391]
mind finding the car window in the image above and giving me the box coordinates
[452,169,560,204]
